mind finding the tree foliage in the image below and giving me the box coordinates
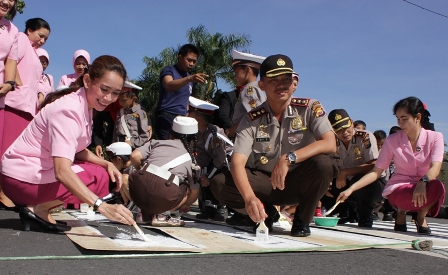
[136,25,251,122]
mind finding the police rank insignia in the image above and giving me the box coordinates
[247,85,253,95]
[260,156,269,165]
[249,107,267,121]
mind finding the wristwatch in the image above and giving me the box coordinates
[286,151,297,165]
[93,198,104,211]
[420,176,430,184]
[5,81,15,91]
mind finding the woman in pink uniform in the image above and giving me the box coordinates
[57,49,90,88]
[36,47,54,106]
[0,55,135,232]
[0,0,19,210]
[338,97,445,235]
[0,18,51,208]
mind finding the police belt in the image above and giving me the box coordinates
[144,153,191,186]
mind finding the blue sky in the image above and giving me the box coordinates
[14,0,448,141]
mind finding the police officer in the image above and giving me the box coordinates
[113,81,150,150]
[187,96,233,221]
[227,50,266,138]
[322,109,384,227]
[210,54,337,237]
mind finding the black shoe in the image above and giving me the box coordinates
[358,217,373,228]
[372,213,380,221]
[213,206,228,222]
[225,212,256,227]
[19,207,71,232]
[414,221,431,235]
[394,222,407,232]
[195,212,213,220]
[338,216,358,225]
[382,213,395,221]
[0,201,19,212]
[290,218,311,237]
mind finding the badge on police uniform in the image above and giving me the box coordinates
[354,146,361,160]
[256,124,270,142]
[249,98,257,109]
[247,85,253,95]
[312,102,325,118]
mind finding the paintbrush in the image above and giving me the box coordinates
[132,222,150,242]
[256,206,269,242]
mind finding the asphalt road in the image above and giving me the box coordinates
[0,209,447,275]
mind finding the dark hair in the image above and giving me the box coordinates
[389,126,401,135]
[353,120,366,129]
[39,55,127,110]
[235,65,260,77]
[178,44,199,57]
[393,96,425,122]
[5,1,18,20]
[373,130,387,141]
[24,18,51,33]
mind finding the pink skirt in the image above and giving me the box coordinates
[0,161,110,206]
[387,180,446,217]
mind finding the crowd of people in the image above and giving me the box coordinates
[0,1,446,239]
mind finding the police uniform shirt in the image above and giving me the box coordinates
[136,139,198,190]
[113,104,149,149]
[232,81,266,124]
[333,129,379,170]
[234,98,332,173]
[196,124,232,169]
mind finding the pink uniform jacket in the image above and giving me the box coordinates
[375,129,444,197]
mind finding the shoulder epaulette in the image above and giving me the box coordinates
[248,107,267,121]
[290,98,310,107]
[354,131,368,139]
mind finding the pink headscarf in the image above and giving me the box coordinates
[36,48,50,63]
[72,49,90,66]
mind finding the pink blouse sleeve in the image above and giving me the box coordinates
[375,135,394,170]
[7,32,18,61]
[431,132,444,162]
[47,107,82,161]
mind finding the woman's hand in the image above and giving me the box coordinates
[412,182,427,207]
[95,145,103,158]
[98,203,134,225]
[178,204,190,213]
[337,188,353,202]
[107,162,122,191]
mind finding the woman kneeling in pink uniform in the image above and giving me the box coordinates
[338,96,445,235]
[0,55,135,232]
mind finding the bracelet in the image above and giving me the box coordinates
[93,198,103,211]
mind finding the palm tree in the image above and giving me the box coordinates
[187,25,251,101]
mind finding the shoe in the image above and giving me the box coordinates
[358,217,373,228]
[414,220,431,235]
[290,218,311,237]
[151,214,185,227]
[314,208,323,217]
[393,222,407,232]
[195,212,213,220]
[372,213,380,221]
[225,212,256,227]
[382,213,395,221]
[213,206,228,222]
[19,207,71,232]
[0,201,19,212]
[338,216,358,225]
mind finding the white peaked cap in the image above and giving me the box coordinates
[172,116,198,135]
[124,81,142,90]
[189,96,219,115]
[232,49,266,69]
[106,142,132,156]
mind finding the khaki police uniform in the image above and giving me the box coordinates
[231,81,266,124]
[210,98,336,224]
[196,124,232,171]
[113,104,149,149]
[323,128,384,223]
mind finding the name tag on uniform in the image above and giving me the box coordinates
[256,137,270,142]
